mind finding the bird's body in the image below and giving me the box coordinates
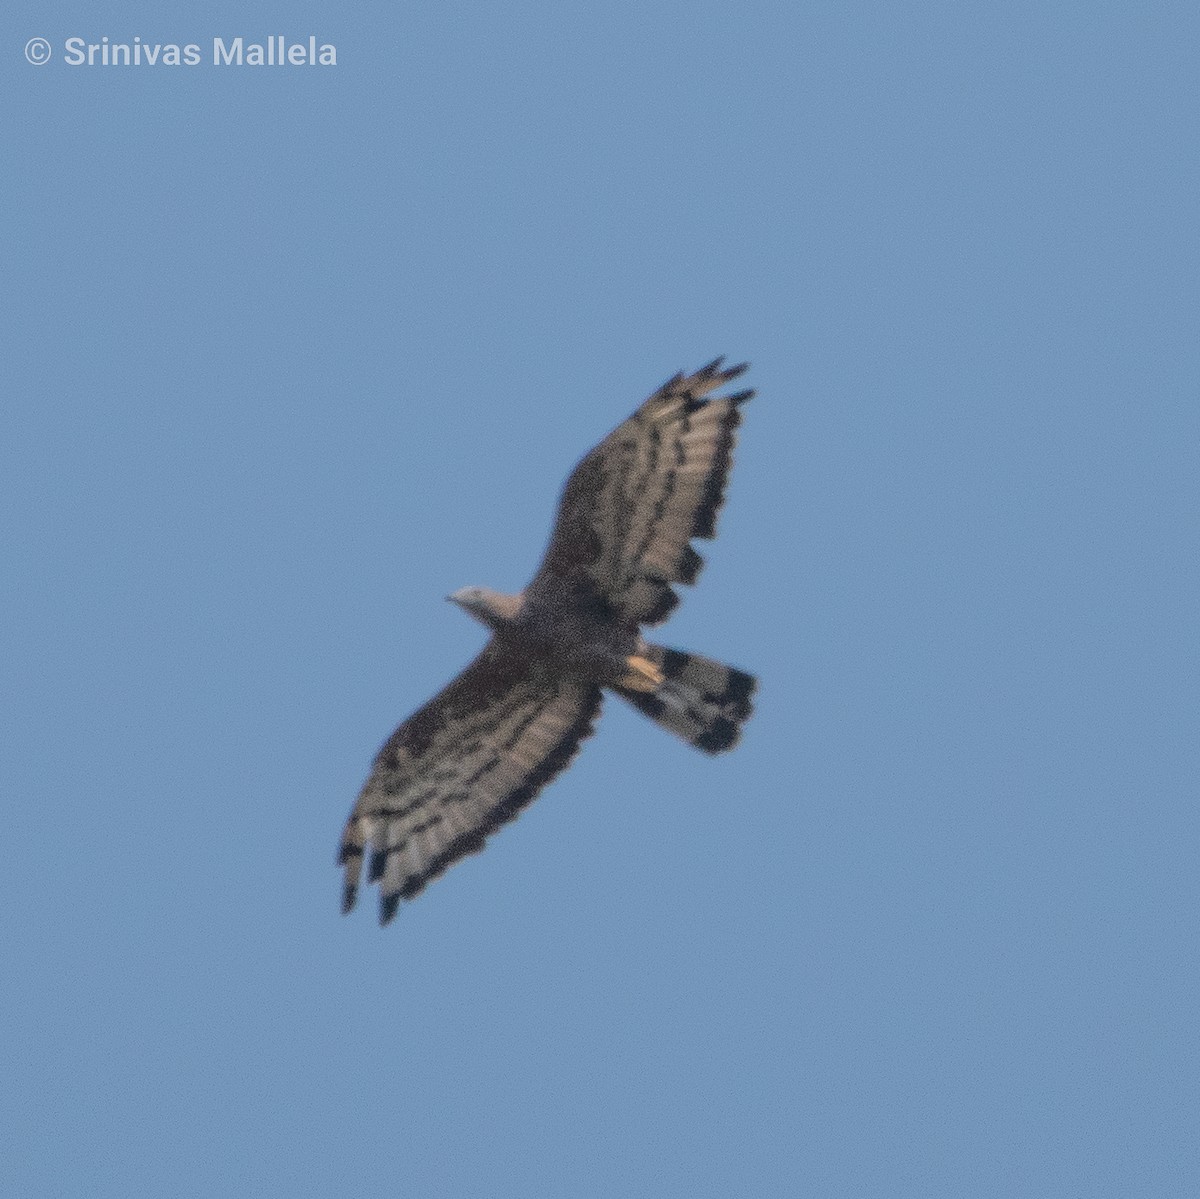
[340,358,757,923]
[450,584,634,682]
[454,582,676,695]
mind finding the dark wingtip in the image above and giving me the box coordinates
[677,544,704,585]
[380,892,400,925]
[341,882,358,916]
[367,848,387,884]
[696,358,750,386]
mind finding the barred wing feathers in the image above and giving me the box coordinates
[339,644,602,924]
[530,358,753,627]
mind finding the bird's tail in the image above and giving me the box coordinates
[612,644,756,754]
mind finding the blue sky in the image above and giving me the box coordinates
[2,2,1197,1195]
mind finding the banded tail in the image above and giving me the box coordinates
[612,644,756,753]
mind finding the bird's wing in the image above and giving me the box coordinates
[339,642,602,923]
[527,358,753,627]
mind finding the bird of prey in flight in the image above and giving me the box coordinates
[339,358,757,923]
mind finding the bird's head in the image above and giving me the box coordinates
[447,586,521,631]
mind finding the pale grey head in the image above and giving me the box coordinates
[447,586,523,632]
